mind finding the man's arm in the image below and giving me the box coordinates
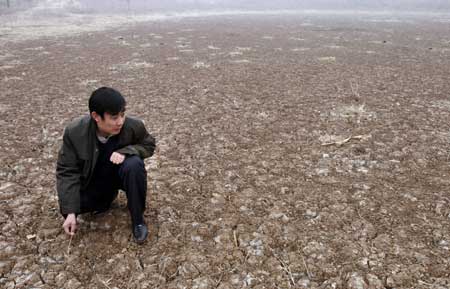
[116,120,156,159]
[56,128,82,215]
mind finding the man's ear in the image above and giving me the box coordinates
[91,111,101,123]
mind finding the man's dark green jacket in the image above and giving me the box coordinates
[56,115,156,214]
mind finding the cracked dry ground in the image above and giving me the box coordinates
[1,13,450,289]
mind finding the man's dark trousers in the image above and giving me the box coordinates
[80,155,147,226]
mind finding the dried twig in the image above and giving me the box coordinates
[214,271,225,288]
[301,254,312,280]
[159,254,168,276]
[126,274,133,289]
[322,136,352,146]
[350,80,360,100]
[67,234,74,255]
[321,135,365,147]
[418,280,433,286]
[268,246,295,287]
[97,275,112,289]
[233,229,239,247]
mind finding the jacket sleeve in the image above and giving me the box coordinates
[56,129,81,214]
[116,120,156,159]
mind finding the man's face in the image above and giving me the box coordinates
[92,111,125,136]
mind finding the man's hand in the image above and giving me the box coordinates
[110,152,125,164]
[63,213,77,236]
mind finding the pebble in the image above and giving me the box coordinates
[366,273,384,289]
[67,278,82,289]
[113,232,129,246]
[2,221,17,235]
[243,273,256,286]
[193,277,209,289]
[15,272,40,287]
[386,276,395,288]
[347,272,368,289]
[55,272,68,287]
[391,271,412,285]
[211,193,226,205]
[0,245,16,259]
[191,235,202,242]
[230,274,241,285]
[11,257,33,273]
[438,240,449,250]
[42,271,57,284]
[297,278,310,288]
[269,212,290,223]
[0,261,13,275]
[217,283,233,289]
[39,228,61,239]
[247,238,264,256]
[3,281,15,289]
[305,209,318,219]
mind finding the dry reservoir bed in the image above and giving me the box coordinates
[1,12,450,289]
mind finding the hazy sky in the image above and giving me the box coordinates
[77,0,450,11]
[3,0,450,12]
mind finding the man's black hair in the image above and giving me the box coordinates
[89,87,126,118]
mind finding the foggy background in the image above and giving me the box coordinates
[1,0,450,13]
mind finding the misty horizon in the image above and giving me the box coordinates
[2,0,450,13]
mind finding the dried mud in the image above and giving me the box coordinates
[1,13,450,289]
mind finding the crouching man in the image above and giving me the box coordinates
[56,87,156,243]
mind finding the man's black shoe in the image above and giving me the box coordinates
[133,224,148,244]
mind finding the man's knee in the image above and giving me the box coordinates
[120,155,145,175]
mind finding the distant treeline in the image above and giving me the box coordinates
[1,0,31,8]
